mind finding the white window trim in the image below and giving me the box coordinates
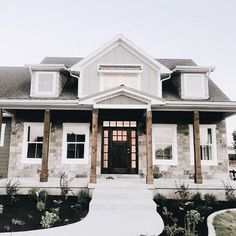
[62,123,90,164]
[182,73,208,100]
[98,64,142,91]
[0,123,6,147]
[152,124,178,165]
[189,124,217,166]
[22,122,44,164]
[35,71,57,96]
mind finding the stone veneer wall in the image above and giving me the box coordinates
[151,120,229,180]
[8,117,91,179]
[7,117,228,180]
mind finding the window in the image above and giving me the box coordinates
[189,125,217,165]
[182,74,209,99]
[152,124,178,165]
[99,64,142,91]
[62,123,90,164]
[35,72,56,96]
[22,123,44,164]
[0,123,6,147]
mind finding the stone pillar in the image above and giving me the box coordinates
[146,110,154,184]
[90,108,98,183]
[193,110,202,184]
[40,109,50,182]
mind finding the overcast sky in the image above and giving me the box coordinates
[0,0,236,145]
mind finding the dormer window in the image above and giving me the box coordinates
[98,64,142,91]
[35,72,56,96]
[181,73,209,99]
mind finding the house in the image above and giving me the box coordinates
[0,35,236,187]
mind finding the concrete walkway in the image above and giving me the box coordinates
[1,178,164,236]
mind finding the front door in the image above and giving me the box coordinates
[102,121,138,174]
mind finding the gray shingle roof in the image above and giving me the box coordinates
[156,58,197,70]
[41,57,83,68]
[0,58,230,102]
[40,57,197,70]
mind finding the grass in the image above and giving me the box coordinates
[213,210,236,236]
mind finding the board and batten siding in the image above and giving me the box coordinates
[98,95,147,105]
[81,44,160,97]
[0,118,11,178]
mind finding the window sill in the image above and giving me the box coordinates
[21,158,42,164]
[61,159,88,164]
[153,160,178,166]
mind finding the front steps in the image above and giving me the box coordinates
[83,178,164,235]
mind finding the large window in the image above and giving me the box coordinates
[152,124,178,165]
[62,123,90,164]
[35,72,56,96]
[22,123,44,163]
[189,124,217,165]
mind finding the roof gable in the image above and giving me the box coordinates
[71,34,171,74]
[79,85,165,108]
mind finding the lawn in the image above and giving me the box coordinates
[213,210,236,236]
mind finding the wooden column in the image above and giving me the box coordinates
[40,109,50,182]
[146,110,154,184]
[193,110,202,184]
[0,109,2,144]
[90,108,98,183]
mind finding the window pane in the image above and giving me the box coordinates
[36,143,43,159]
[103,121,109,127]
[67,144,76,159]
[76,144,84,159]
[38,73,54,92]
[29,125,43,142]
[155,144,172,160]
[201,145,212,160]
[27,143,36,158]
[67,133,76,142]
[77,134,85,142]
[155,128,173,143]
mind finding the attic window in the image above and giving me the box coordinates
[35,72,56,96]
[182,74,209,99]
[98,64,142,91]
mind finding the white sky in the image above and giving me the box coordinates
[0,0,236,145]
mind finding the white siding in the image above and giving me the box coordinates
[80,44,160,97]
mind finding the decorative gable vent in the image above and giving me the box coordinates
[98,64,143,91]
[181,73,209,100]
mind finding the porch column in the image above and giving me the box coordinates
[146,110,154,184]
[40,109,50,182]
[193,110,202,184]
[0,109,2,144]
[90,108,98,183]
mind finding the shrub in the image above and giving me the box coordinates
[191,192,203,203]
[40,211,59,228]
[153,193,167,206]
[36,201,46,212]
[71,190,90,213]
[223,181,236,202]
[60,172,73,199]
[28,187,40,199]
[175,181,190,201]
[203,193,218,208]
[5,179,21,199]
[184,210,202,236]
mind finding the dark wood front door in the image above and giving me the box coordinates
[102,122,138,174]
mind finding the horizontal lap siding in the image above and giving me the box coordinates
[0,118,11,178]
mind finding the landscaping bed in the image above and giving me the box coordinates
[0,191,91,232]
[154,183,236,236]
